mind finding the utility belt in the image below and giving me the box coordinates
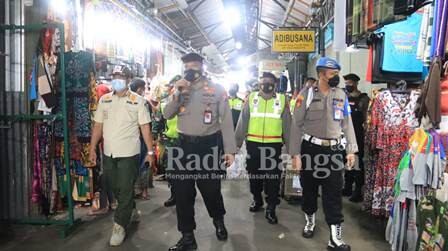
[303,134,340,147]
[179,131,221,145]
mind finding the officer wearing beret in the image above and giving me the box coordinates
[163,52,237,251]
[342,73,370,202]
[289,57,358,251]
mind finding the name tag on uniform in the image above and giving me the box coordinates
[204,110,212,124]
[332,99,344,121]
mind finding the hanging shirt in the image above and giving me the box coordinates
[376,12,423,73]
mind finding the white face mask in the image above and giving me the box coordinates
[111,79,126,92]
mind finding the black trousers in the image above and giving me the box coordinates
[170,133,226,233]
[300,140,344,225]
[246,141,283,207]
[343,150,365,192]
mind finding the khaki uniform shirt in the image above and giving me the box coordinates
[235,92,291,149]
[94,91,151,158]
[289,85,358,155]
[163,79,237,154]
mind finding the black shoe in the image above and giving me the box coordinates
[341,186,352,197]
[168,233,197,251]
[265,207,278,224]
[213,218,228,241]
[349,191,363,203]
[249,201,264,212]
[164,197,176,207]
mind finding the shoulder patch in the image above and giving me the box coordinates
[295,95,304,108]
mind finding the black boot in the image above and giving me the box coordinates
[164,196,176,207]
[265,205,278,224]
[341,182,352,197]
[249,201,264,212]
[349,189,363,203]
[327,224,351,251]
[168,232,197,251]
[213,218,228,241]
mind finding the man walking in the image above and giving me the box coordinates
[89,66,155,246]
[235,72,291,224]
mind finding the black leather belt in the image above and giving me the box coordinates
[179,132,221,144]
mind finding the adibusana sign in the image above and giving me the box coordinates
[272,29,316,53]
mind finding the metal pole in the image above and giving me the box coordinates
[58,23,74,226]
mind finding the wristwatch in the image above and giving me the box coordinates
[147,151,155,156]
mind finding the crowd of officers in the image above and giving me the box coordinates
[90,52,370,251]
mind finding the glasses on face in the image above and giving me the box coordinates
[261,82,275,85]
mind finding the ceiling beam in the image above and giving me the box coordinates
[191,0,206,12]
[291,6,308,17]
[288,14,305,23]
[271,0,287,11]
[258,36,272,47]
[215,37,233,47]
[258,18,277,30]
[217,38,233,50]
[186,0,200,4]
[159,4,178,13]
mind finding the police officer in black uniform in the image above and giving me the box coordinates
[342,74,370,202]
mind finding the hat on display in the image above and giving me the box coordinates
[315,57,341,70]
[343,73,361,82]
[181,53,204,63]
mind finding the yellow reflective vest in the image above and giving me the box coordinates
[247,92,285,143]
[229,97,244,111]
[161,103,179,139]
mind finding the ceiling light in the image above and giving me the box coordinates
[223,7,240,27]
[235,42,242,50]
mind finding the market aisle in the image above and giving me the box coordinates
[0,180,389,251]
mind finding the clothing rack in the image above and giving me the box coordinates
[0,23,79,238]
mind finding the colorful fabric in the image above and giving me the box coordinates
[364,90,420,217]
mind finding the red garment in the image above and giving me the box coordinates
[364,90,420,217]
[96,83,111,99]
[365,46,373,82]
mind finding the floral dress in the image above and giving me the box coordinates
[363,90,420,217]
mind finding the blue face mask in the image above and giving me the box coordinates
[111,79,127,92]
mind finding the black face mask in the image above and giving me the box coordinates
[345,85,355,93]
[184,69,202,82]
[260,82,275,94]
[328,75,340,88]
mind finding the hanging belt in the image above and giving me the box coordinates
[303,134,340,147]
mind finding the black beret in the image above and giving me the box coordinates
[181,53,204,63]
[343,73,361,82]
[261,72,277,80]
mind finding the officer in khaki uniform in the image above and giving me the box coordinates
[89,66,155,247]
[235,72,291,224]
[163,53,237,251]
[289,57,358,251]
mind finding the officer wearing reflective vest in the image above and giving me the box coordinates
[235,72,291,224]
[228,83,244,129]
[160,75,181,208]
[289,57,357,251]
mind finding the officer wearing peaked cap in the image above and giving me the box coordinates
[289,57,358,251]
